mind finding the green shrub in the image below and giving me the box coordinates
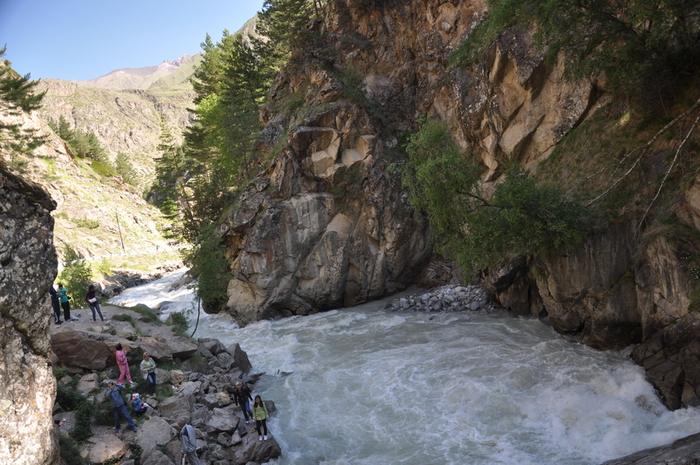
[59,436,87,465]
[56,384,84,411]
[57,246,92,307]
[169,311,190,336]
[403,118,591,270]
[93,397,116,427]
[70,402,93,441]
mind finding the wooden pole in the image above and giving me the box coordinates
[116,212,125,252]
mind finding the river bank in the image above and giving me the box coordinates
[49,304,281,464]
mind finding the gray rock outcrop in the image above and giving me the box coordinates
[601,432,700,465]
[218,0,597,326]
[0,161,59,464]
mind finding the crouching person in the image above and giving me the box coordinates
[107,381,137,433]
[178,418,201,465]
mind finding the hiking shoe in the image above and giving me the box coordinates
[131,426,138,432]
[264,435,268,440]
[259,436,263,441]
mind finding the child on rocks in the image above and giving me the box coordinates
[131,393,150,416]
[115,343,133,385]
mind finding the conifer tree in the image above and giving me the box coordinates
[0,46,46,158]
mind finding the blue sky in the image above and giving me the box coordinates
[0,0,265,81]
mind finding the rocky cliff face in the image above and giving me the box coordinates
[219,0,596,324]
[220,0,700,412]
[0,162,59,464]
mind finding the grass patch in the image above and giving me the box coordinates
[130,306,164,325]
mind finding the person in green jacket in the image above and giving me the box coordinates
[57,283,71,321]
[252,395,269,441]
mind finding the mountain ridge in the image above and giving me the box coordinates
[75,53,202,90]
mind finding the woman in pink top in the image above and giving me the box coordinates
[115,343,133,385]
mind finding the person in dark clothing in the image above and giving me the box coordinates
[232,381,253,424]
[106,381,137,433]
[85,284,104,322]
[49,285,62,324]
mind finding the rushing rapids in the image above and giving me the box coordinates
[111,270,700,465]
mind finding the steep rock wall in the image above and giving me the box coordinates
[0,162,59,464]
[220,0,597,324]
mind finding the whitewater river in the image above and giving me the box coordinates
[110,270,700,465]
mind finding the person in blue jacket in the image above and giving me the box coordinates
[106,381,137,433]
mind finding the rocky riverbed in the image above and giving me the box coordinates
[50,305,280,465]
[384,284,499,313]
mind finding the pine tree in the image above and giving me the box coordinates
[0,46,46,158]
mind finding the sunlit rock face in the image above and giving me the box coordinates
[218,0,596,326]
[0,162,59,464]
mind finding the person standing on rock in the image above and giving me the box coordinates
[49,284,62,324]
[106,381,137,433]
[140,352,157,395]
[253,395,270,441]
[85,284,104,322]
[233,381,253,424]
[115,343,133,385]
[177,418,201,465]
[57,283,71,321]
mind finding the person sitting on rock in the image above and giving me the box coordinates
[232,381,254,424]
[177,418,201,465]
[106,381,137,433]
[131,393,149,416]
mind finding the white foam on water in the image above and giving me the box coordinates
[114,276,700,464]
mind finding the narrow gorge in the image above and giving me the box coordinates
[2,0,700,463]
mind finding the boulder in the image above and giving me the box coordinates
[169,370,185,385]
[158,395,193,422]
[168,336,199,359]
[206,407,240,433]
[141,448,176,465]
[227,343,252,374]
[88,433,129,464]
[601,432,700,464]
[233,432,282,464]
[136,417,174,456]
[201,338,228,356]
[51,330,132,370]
[76,373,99,395]
[139,336,174,363]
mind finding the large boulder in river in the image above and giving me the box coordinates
[0,161,60,464]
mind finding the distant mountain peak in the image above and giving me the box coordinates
[78,54,201,91]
